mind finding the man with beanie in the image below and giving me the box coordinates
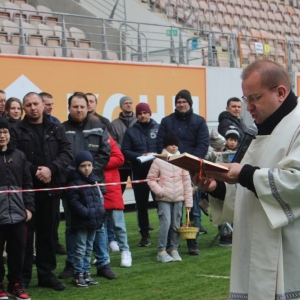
[111,96,137,194]
[157,89,209,255]
[218,97,247,143]
[122,102,159,247]
[10,92,73,291]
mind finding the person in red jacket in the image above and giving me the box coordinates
[104,137,132,267]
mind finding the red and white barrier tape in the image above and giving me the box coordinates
[0,174,189,194]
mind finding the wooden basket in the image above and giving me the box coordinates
[177,226,199,239]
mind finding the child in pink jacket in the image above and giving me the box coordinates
[147,133,193,263]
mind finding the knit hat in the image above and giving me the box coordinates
[136,102,151,116]
[210,129,225,150]
[119,96,132,108]
[0,117,10,131]
[163,132,179,148]
[175,89,193,107]
[225,127,240,140]
[75,151,93,168]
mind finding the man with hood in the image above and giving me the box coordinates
[218,97,247,143]
[156,89,209,255]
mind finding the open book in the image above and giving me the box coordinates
[154,152,229,174]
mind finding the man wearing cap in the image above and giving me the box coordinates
[157,89,209,255]
[111,96,137,194]
[218,97,247,143]
[86,93,112,134]
[122,102,159,247]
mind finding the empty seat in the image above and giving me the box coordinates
[28,34,43,46]
[70,48,88,59]
[22,21,38,39]
[36,46,54,57]
[37,23,54,43]
[2,20,19,37]
[36,5,53,18]
[269,1,278,12]
[0,11,10,26]
[25,45,36,55]
[29,15,43,27]
[4,1,20,16]
[0,31,8,43]
[0,44,19,54]
[45,16,59,28]
[261,1,269,11]
[240,43,250,64]
[20,3,37,19]
[107,50,118,60]
[53,25,69,39]
[13,0,26,5]
[88,48,102,59]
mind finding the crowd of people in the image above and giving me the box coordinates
[0,60,298,300]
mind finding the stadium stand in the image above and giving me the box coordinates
[0,0,298,72]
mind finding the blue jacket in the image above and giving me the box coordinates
[121,119,159,176]
[67,170,106,230]
[157,109,209,159]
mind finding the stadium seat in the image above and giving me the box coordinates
[36,46,54,57]
[0,43,18,54]
[53,25,70,39]
[88,48,102,59]
[4,1,20,17]
[28,14,43,27]
[36,5,53,19]
[0,11,10,26]
[37,23,54,43]
[107,50,118,60]
[2,19,19,37]
[70,48,88,59]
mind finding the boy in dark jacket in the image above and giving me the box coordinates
[67,151,106,288]
[0,117,34,300]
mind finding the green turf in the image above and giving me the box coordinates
[25,209,231,300]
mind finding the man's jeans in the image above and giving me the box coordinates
[106,216,116,244]
[187,188,201,248]
[73,229,96,274]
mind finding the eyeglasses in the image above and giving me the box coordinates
[0,130,9,136]
[241,85,279,104]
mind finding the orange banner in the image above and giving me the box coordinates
[0,55,206,122]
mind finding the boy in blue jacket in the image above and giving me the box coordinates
[67,151,106,288]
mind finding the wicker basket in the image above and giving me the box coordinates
[177,226,199,240]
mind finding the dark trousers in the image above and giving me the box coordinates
[53,208,61,247]
[0,222,26,284]
[132,172,156,235]
[22,192,60,285]
[119,168,132,194]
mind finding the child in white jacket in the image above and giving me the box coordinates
[147,133,193,263]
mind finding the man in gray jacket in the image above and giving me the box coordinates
[111,96,137,194]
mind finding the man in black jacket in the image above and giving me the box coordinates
[60,92,115,281]
[122,102,159,247]
[218,97,247,143]
[10,92,73,291]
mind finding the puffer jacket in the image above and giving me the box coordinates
[62,114,111,192]
[218,111,247,143]
[67,170,106,230]
[0,144,35,225]
[146,150,193,207]
[157,109,209,159]
[10,114,73,196]
[121,119,159,177]
[104,138,125,210]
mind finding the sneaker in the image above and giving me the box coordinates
[58,262,73,279]
[139,233,151,247]
[38,278,66,291]
[199,226,207,234]
[157,251,173,263]
[109,241,120,252]
[170,250,182,262]
[219,235,232,247]
[55,244,67,255]
[96,264,117,280]
[0,283,8,300]
[188,245,200,255]
[7,282,30,300]
[73,273,88,288]
[120,251,132,267]
[83,272,98,285]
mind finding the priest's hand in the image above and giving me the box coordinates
[205,163,243,184]
[192,174,217,192]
